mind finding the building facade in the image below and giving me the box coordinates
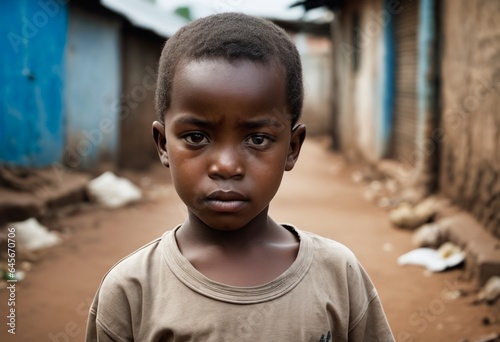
[299,0,499,237]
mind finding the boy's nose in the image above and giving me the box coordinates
[208,145,244,180]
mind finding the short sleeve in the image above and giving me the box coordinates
[347,261,395,342]
[85,271,135,342]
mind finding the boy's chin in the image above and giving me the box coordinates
[199,217,254,232]
[187,211,258,232]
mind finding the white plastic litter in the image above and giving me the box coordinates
[11,218,61,251]
[87,171,142,208]
[397,242,465,272]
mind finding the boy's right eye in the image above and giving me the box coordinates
[181,132,210,146]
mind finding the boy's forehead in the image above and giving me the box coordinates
[166,57,291,127]
[172,58,286,105]
[174,57,285,86]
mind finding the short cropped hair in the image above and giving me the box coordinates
[155,12,303,126]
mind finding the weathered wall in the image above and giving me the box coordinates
[440,0,500,237]
[332,5,356,158]
[118,26,163,169]
[0,0,68,167]
[65,5,121,170]
[332,0,390,161]
[295,33,333,136]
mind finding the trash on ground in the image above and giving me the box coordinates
[397,242,465,272]
[377,197,391,208]
[382,242,393,252]
[481,315,498,326]
[389,202,419,228]
[385,179,399,194]
[412,223,444,248]
[475,276,500,305]
[1,269,26,281]
[473,332,500,342]
[87,171,142,208]
[443,290,463,301]
[389,196,444,229]
[363,188,377,202]
[351,171,364,183]
[11,218,61,251]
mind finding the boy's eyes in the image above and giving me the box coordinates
[181,132,209,146]
[180,132,274,150]
[244,134,274,150]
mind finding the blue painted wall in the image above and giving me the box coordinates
[416,0,435,152]
[377,0,396,158]
[64,7,121,170]
[0,0,67,167]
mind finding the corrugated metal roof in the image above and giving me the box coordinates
[290,0,346,11]
[101,0,189,37]
[101,0,332,38]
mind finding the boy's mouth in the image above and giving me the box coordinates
[204,190,248,212]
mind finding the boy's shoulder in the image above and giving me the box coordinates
[98,228,175,287]
[289,225,359,263]
[295,227,371,285]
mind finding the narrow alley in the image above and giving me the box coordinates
[0,138,497,342]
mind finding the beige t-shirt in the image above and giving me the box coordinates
[86,225,394,341]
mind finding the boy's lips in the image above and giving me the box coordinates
[204,190,248,212]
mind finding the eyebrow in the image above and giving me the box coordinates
[171,116,285,130]
[171,116,215,129]
[237,118,284,130]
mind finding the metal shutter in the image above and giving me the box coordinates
[391,0,420,160]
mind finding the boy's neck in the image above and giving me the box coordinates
[174,207,300,287]
[177,207,288,250]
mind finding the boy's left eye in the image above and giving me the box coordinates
[244,134,273,149]
[181,132,209,146]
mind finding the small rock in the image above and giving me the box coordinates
[389,202,417,228]
[477,276,500,304]
[377,197,391,208]
[363,188,377,202]
[385,179,399,194]
[412,223,444,248]
[370,180,383,192]
[351,171,364,183]
[481,315,497,326]
[413,196,439,220]
[382,242,393,252]
[444,290,463,301]
[20,261,32,271]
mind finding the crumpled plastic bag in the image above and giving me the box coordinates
[10,218,61,251]
[87,171,142,208]
[397,242,465,272]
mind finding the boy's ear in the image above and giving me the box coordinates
[285,123,306,171]
[152,121,169,168]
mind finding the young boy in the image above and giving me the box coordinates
[86,12,394,342]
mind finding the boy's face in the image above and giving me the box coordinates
[153,58,305,231]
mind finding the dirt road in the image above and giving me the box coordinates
[1,137,498,341]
